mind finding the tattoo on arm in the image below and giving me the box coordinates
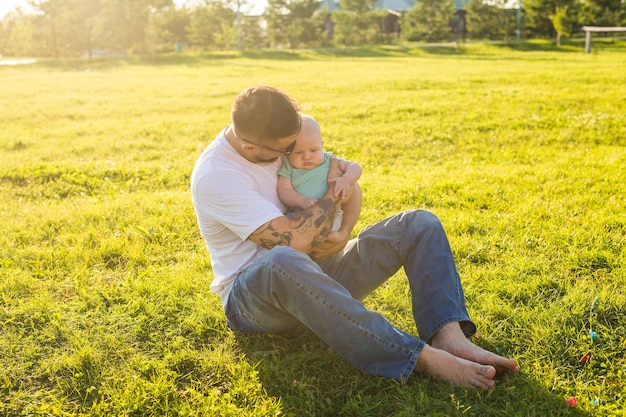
[317,197,336,213]
[251,221,293,249]
[309,197,337,248]
[252,196,338,251]
[311,226,330,249]
[314,215,326,228]
[287,210,314,234]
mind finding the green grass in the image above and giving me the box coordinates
[1,40,625,416]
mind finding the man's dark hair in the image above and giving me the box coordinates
[231,85,301,144]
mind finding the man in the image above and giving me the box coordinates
[191,85,518,389]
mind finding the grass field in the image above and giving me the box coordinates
[1,39,625,416]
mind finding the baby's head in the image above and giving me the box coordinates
[288,115,325,170]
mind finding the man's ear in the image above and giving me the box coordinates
[241,142,256,152]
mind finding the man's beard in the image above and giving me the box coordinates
[252,155,279,164]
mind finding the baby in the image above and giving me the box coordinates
[277,115,362,231]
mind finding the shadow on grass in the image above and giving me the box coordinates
[493,37,625,54]
[243,46,423,58]
[240,49,310,60]
[8,39,624,71]
[13,46,419,71]
[493,39,581,53]
[413,44,470,56]
[313,45,417,57]
[235,330,594,417]
[24,52,242,71]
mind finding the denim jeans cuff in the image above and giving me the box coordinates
[401,341,425,382]
[422,316,476,343]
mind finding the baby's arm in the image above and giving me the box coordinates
[328,159,362,199]
[277,175,318,209]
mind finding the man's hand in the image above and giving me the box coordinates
[310,183,361,259]
[310,228,349,260]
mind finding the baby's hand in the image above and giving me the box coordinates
[328,177,351,199]
[300,197,318,209]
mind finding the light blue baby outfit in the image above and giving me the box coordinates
[278,152,333,199]
[278,152,343,230]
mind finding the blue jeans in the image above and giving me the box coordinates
[225,210,476,381]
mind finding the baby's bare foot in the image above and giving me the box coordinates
[431,323,519,375]
[415,345,497,390]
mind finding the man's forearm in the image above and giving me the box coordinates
[285,191,340,252]
[308,183,361,260]
[250,158,347,254]
[250,187,341,254]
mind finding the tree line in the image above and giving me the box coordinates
[1,0,624,57]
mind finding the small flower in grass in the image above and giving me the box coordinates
[566,396,577,407]
[579,353,591,363]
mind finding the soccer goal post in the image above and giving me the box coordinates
[582,26,626,53]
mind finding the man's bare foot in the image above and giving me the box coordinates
[430,322,520,375]
[414,345,497,390]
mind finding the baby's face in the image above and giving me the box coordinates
[288,131,325,170]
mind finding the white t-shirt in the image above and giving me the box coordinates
[190,128,287,307]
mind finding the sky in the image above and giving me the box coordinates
[0,0,31,19]
[0,0,267,19]
[0,0,28,19]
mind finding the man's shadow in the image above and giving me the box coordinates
[235,329,594,417]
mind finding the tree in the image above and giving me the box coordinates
[332,0,385,46]
[154,6,191,47]
[523,0,578,38]
[66,0,108,61]
[103,0,174,53]
[22,0,174,57]
[4,13,36,56]
[0,10,37,56]
[188,1,236,49]
[145,12,162,59]
[579,0,626,27]
[467,0,516,41]
[550,6,571,46]
[340,0,376,13]
[332,11,358,45]
[215,20,239,49]
[240,15,265,49]
[291,0,324,47]
[265,0,321,49]
[28,0,64,57]
[403,0,455,42]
